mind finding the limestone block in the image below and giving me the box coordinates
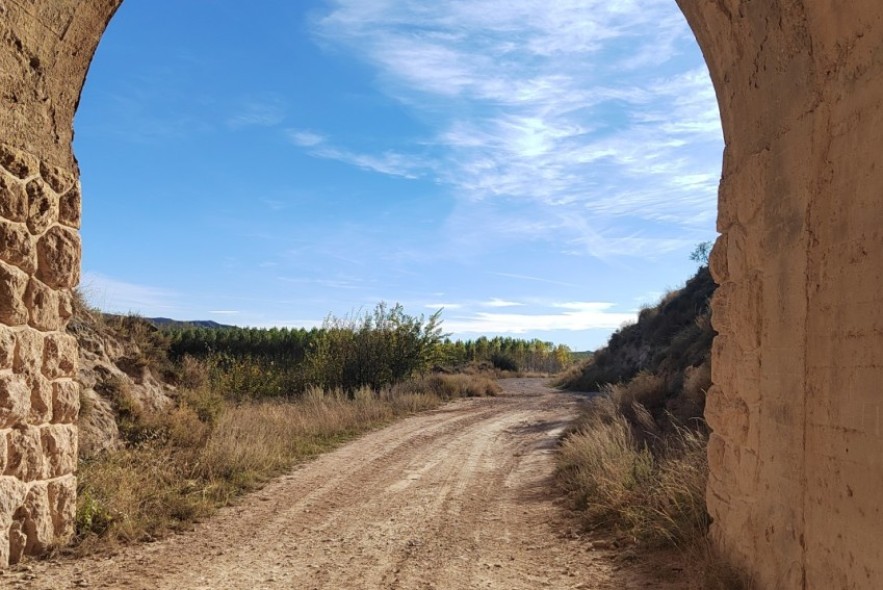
[0,172,28,222]
[0,476,29,567]
[35,225,80,289]
[705,385,751,447]
[0,144,38,180]
[0,374,30,429]
[58,288,73,326]
[4,426,45,482]
[47,475,76,539]
[0,218,36,274]
[717,150,768,231]
[0,433,6,475]
[26,373,52,424]
[709,233,728,284]
[38,161,74,195]
[25,178,59,236]
[58,183,81,228]
[51,380,78,424]
[24,278,62,332]
[0,325,13,369]
[42,332,77,380]
[0,261,29,326]
[13,327,43,376]
[8,481,53,562]
[40,424,76,478]
[712,278,762,352]
[707,433,728,482]
[724,225,764,285]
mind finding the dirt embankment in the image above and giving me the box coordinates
[9,379,683,590]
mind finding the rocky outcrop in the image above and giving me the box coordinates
[2,1,883,586]
[68,309,174,458]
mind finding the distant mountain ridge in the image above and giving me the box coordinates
[145,317,235,329]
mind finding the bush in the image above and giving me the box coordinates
[305,302,445,392]
[490,352,519,372]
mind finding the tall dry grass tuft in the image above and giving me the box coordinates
[557,393,749,588]
[558,396,708,547]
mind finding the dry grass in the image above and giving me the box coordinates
[558,397,707,547]
[557,396,749,588]
[406,373,501,398]
[74,373,496,553]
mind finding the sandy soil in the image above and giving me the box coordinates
[8,378,686,590]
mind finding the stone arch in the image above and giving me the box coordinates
[2,2,882,587]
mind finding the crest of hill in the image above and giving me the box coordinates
[146,317,234,329]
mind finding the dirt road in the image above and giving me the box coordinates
[10,378,668,590]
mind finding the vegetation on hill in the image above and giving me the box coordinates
[557,266,715,428]
[555,265,747,588]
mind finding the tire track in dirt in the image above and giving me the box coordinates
[10,378,677,590]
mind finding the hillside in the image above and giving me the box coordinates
[67,298,177,457]
[558,266,715,427]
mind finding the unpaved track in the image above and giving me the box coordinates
[12,378,661,590]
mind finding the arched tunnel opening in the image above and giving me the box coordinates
[1,3,882,588]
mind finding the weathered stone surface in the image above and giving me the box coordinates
[8,481,53,562]
[35,225,80,289]
[0,374,30,429]
[12,327,43,377]
[0,172,28,222]
[0,326,14,369]
[0,144,38,180]
[24,278,62,332]
[0,476,29,566]
[58,183,81,228]
[26,374,52,425]
[39,161,74,195]
[47,475,76,539]
[58,289,73,326]
[0,261,29,326]
[4,426,45,482]
[51,380,78,424]
[40,424,76,478]
[679,3,883,588]
[41,333,77,380]
[0,218,35,274]
[25,178,59,235]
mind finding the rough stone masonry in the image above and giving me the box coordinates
[2,2,883,588]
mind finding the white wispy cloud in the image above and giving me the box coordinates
[311,147,427,179]
[80,272,181,314]
[424,303,463,310]
[306,0,722,260]
[227,98,286,129]
[481,298,524,308]
[287,129,326,147]
[490,272,582,288]
[445,302,635,334]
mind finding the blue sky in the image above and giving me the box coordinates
[74,0,722,351]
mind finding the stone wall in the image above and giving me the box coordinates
[680,2,883,588]
[0,144,80,565]
[2,1,883,585]
[0,0,121,565]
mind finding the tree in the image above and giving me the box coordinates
[689,241,712,266]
